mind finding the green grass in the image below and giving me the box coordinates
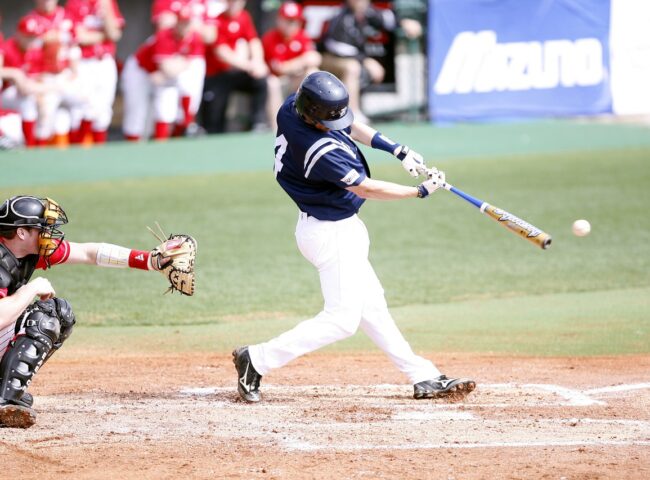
[2,121,650,356]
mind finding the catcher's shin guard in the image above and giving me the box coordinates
[0,298,74,403]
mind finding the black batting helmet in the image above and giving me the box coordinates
[0,196,68,257]
[295,71,354,130]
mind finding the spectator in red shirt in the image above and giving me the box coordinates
[200,0,269,134]
[121,6,205,141]
[65,0,125,144]
[263,2,321,130]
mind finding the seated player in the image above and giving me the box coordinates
[121,5,204,141]
[200,0,269,133]
[0,196,174,428]
[18,0,86,147]
[0,20,27,149]
[263,2,321,130]
[65,0,125,144]
[151,0,224,136]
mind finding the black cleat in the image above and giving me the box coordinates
[232,347,262,403]
[14,392,33,408]
[414,375,476,400]
[0,402,36,428]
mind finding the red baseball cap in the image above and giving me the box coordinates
[17,16,44,37]
[278,2,303,21]
[170,1,193,22]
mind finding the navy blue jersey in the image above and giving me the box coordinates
[274,94,371,221]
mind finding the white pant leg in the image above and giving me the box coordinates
[0,324,15,358]
[153,82,180,123]
[177,57,206,119]
[250,214,441,383]
[2,87,38,123]
[249,214,369,375]
[121,56,152,137]
[86,56,118,131]
[358,260,440,384]
[36,88,63,140]
[0,112,24,144]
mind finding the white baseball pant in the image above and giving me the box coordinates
[0,111,24,145]
[176,56,206,121]
[248,213,441,385]
[121,56,180,138]
[76,55,118,131]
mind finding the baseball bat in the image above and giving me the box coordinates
[442,183,552,249]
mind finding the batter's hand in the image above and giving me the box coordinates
[28,277,56,301]
[395,145,426,177]
[417,167,446,198]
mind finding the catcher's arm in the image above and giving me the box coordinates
[64,242,161,271]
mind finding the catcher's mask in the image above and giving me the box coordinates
[0,196,68,258]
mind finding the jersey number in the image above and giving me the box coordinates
[274,134,288,177]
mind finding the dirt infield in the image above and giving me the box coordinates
[1,353,649,479]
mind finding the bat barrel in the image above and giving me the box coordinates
[444,183,552,250]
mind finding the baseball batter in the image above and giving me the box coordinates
[233,72,476,403]
[0,196,182,428]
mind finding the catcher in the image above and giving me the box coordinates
[0,195,196,428]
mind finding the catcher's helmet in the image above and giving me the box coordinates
[0,196,68,257]
[295,71,354,130]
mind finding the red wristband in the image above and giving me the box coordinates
[128,250,151,270]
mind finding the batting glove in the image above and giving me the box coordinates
[417,168,446,198]
[395,145,427,177]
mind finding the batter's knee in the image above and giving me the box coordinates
[327,311,362,338]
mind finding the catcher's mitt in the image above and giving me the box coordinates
[149,225,197,296]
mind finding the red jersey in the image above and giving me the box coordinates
[21,8,75,73]
[135,28,205,73]
[262,28,315,76]
[205,9,258,76]
[2,38,46,77]
[65,0,125,59]
[23,7,75,42]
[35,240,71,270]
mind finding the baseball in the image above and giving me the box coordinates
[572,219,591,237]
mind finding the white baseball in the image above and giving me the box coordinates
[572,219,591,237]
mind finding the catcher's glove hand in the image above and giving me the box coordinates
[149,225,197,296]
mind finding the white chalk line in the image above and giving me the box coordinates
[524,384,604,406]
[584,383,650,395]
[283,439,650,452]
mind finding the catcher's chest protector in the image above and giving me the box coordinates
[0,244,38,295]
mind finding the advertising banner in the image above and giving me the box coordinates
[610,0,650,115]
[428,0,612,121]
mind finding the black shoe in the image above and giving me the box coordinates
[413,375,476,400]
[232,347,262,403]
[15,392,34,408]
[0,401,36,428]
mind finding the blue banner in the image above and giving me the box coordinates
[428,0,612,121]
